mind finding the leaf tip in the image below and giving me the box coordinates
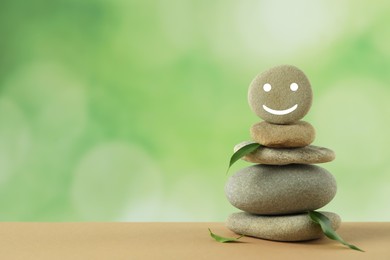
[309,211,364,252]
[208,228,244,243]
[225,142,260,175]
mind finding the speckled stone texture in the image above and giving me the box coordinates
[225,164,337,215]
[234,141,335,165]
[227,65,340,243]
[248,65,313,124]
[226,211,341,241]
[250,120,315,148]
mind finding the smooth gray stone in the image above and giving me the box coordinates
[234,141,335,165]
[248,65,313,124]
[250,120,315,148]
[226,211,341,241]
[225,164,337,215]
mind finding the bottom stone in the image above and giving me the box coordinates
[226,211,341,242]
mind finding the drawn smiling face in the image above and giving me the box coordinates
[248,65,313,124]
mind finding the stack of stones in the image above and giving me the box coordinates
[225,65,341,241]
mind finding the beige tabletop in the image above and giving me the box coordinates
[0,222,389,259]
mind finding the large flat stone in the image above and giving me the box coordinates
[225,164,337,215]
[226,211,341,241]
[234,141,335,165]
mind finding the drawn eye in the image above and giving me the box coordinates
[263,83,272,92]
[290,82,298,91]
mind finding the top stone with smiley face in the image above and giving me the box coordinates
[248,65,313,124]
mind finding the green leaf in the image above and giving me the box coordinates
[208,228,244,243]
[226,142,260,174]
[309,211,364,252]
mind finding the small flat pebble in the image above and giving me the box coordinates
[226,211,341,241]
[234,141,335,165]
[250,120,315,148]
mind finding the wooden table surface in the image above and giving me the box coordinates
[0,222,389,259]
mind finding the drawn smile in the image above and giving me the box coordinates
[262,104,298,115]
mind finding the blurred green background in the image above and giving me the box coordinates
[1,0,389,221]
